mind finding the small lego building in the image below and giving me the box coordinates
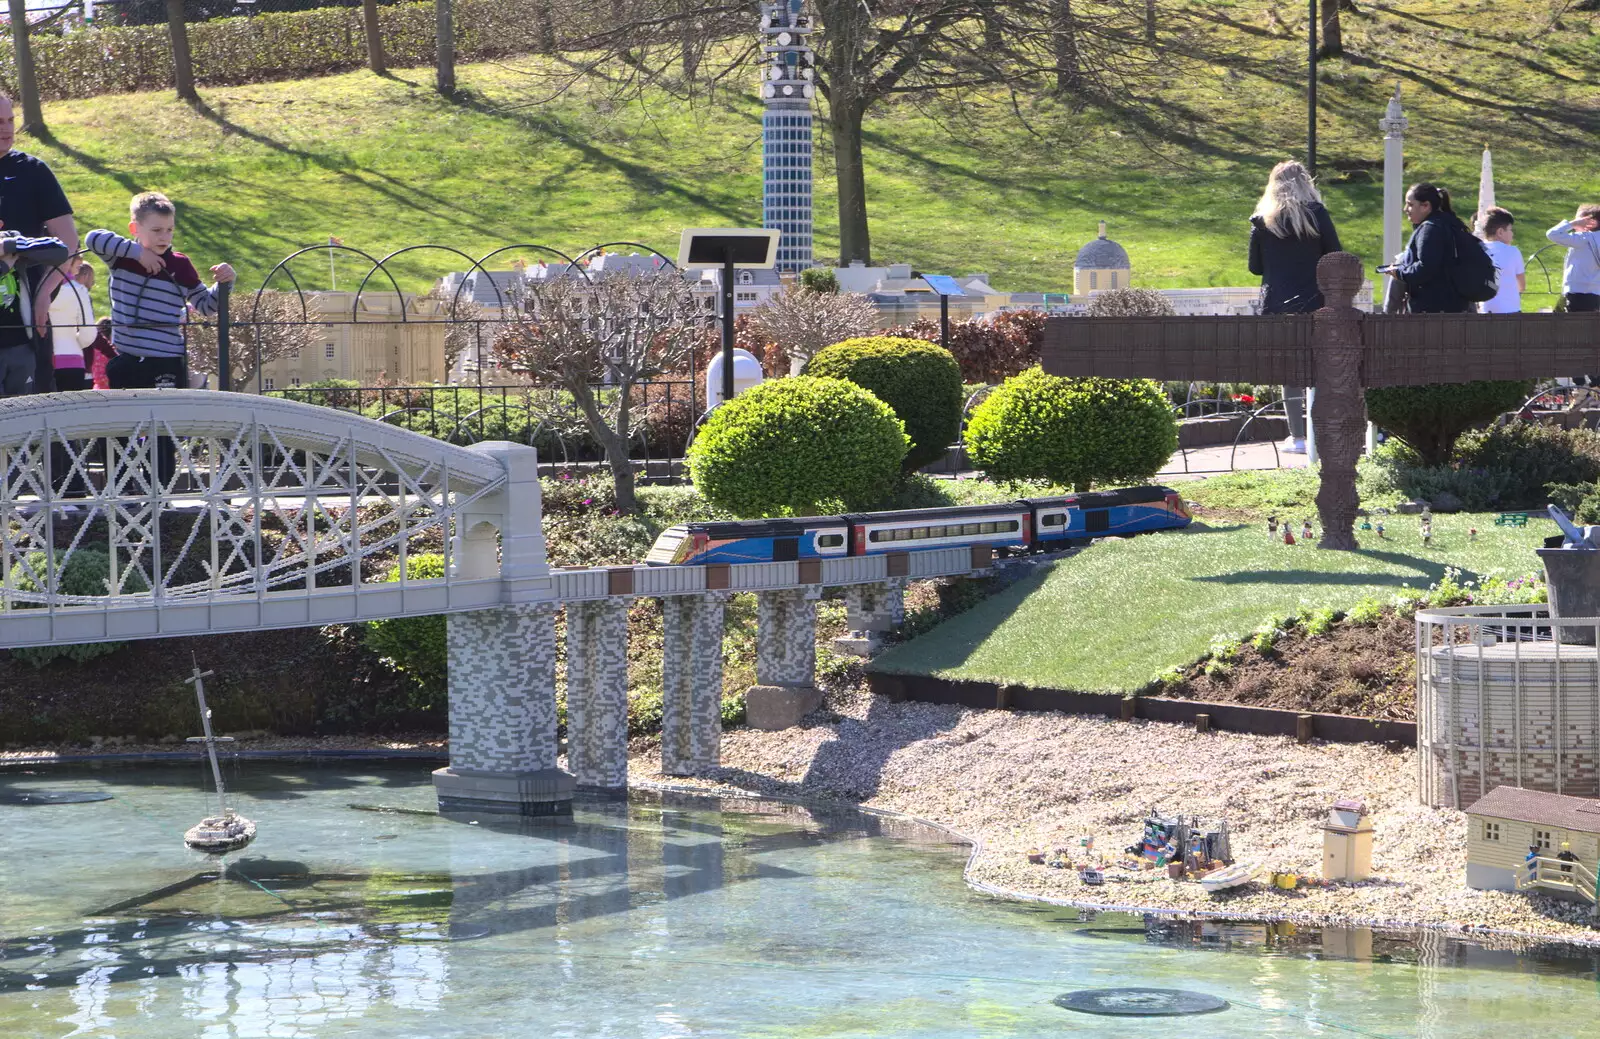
[1322,798,1374,882]
[1464,786,1600,894]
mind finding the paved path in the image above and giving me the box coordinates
[1159,439,1310,480]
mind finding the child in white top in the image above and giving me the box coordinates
[1477,206,1525,314]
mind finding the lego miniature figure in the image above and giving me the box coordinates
[1268,515,1279,540]
[1283,525,1295,545]
[1301,518,1314,542]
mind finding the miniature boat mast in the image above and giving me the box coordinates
[185,660,234,820]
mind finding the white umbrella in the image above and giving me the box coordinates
[1477,144,1495,231]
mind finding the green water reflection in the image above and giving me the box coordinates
[1,760,1596,1038]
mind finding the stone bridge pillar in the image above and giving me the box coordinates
[835,578,908,656]
[565,599,631,791]
[434,603,571,815]
[661,592,728,776]
[747,586,823,730]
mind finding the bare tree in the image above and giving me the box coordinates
[419,285,493,375]
[524,2,1188,265]
[748,285,878,374]
[167,0,198,104]
[7,0,44,131]
[185,292,326,391]
[490,270,704,513]
[363,0,387,74]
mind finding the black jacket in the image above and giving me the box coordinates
[1248,203,1342,314]
[1398,211,1472,313]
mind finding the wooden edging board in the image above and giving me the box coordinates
[864,671,1416,746]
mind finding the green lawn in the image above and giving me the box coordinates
[21,0,1598,308]
[871,512,1553,693]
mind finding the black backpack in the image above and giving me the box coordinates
[1451,221,1500,303]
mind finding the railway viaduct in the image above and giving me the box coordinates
[0,390,991,815]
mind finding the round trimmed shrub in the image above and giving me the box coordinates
[803,336,963,472]
[1365,381,1533,465]
[964,367,1177,488]
[363,553,448,711]
[688,376,908,517]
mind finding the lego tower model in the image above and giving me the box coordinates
[759,1,815,272]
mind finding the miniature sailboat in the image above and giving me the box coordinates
[182,661,256,853]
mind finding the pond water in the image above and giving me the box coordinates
[1,759,1597,1038]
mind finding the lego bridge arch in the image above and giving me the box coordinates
[0,390,551,649]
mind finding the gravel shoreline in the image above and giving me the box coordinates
[9,708,1600,948]
[627,688,1600,949]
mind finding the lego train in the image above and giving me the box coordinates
[644,485,1192,566]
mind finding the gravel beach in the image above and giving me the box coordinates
[629,687,1600,948]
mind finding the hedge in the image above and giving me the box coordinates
[5,547,148,667]
[0,0,557,101]
[803,336,963,473]
[964,367,1177,489]
[688,376,908,517]
[1364,381,1532,466]
[362,552,447,712]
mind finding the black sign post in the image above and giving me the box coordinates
[677,228,780,408]
[918,274,966,353]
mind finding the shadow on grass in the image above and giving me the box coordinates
[1190,547,1485,590]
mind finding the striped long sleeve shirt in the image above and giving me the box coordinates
[85,229,220,359]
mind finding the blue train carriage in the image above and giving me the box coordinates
[644,503,1032,566]
[1027,485,1192,547]
[643,486,1189,567]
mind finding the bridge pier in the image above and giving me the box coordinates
[835,578,907,656]
[433,603,573,815]
[660,592,728,776]
[565,599,632,791]
[746,586,823,730]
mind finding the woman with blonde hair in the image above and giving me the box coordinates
[1248,159,1342,452]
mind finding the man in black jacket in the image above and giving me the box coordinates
[0,95,79,393]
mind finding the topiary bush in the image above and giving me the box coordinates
[6,547,148,667]
[1364,382,1532,465]
[964,367,1177,489]
[1084,287,1178,318]
[362,554,449,713]
[803,336,963,473]
[688,376,908,517]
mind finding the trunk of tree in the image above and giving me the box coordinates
[981,8,1004,51]
[573,383,639,514]
[1146,0,1157,42]
[532,0,555,52]
[363,0,386,73]
[1319,0,1344,57]
[167,0,198,103]
[830,98,871,266]
[1054,0,1079,95]
[7,0,44,132]
[435,0,456,96]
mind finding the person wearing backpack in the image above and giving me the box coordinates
[1392,183,1495,313]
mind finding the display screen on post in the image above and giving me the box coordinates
[678,229,781,269]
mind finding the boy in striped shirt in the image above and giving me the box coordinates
[86,191,234,391]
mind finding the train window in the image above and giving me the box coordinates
[911,527,929,540]
[963,523,981,535]
[1039,514,1065,528]
[894,528,911,541]
[816,533,844,548]
[869,530,888,543]
[1000,520,1019,533]
[979,522,995,534]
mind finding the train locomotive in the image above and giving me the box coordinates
[645,485,1191,566]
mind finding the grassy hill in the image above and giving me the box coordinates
[24,0,1600,300]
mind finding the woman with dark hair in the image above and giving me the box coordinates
[1248,159,1341,453]
[1395,183,1473,313]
